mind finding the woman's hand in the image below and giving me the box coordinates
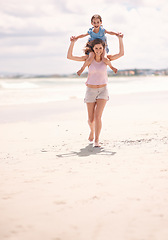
[70,36,78,41]
[116,32,124,38]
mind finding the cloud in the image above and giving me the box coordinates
[0,0,168,74]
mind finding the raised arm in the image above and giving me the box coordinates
[105,29,118,36]
[76,33,89,39]
[71,33,89,41]
[67,39,88,61]
[108,35,124,61]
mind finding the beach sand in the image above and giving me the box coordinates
[0,91,168,240]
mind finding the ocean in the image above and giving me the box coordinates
[0,76,168,106]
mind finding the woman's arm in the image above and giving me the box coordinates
[67,39,88,61]
[108,35,124,61]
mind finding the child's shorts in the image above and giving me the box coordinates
[84,86,109,103]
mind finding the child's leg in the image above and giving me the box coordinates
[77,52,95,76]
[108,61,118,74]
[102,50,118,74]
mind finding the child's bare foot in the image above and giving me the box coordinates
[111,66,118,73]
[107,55,112,61]
[77,68,84,76]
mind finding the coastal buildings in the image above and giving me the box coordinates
[0,68,168,79]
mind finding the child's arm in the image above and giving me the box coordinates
[67,39,88,62]
[108,35,124,61]
[105,30,123,36]
[71,33,89,41]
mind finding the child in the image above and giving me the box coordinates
[71,14,121,76]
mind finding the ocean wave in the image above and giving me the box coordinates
[0,81,38,89]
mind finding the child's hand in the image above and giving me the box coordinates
[70,36,78,41]
[117,32,124,38]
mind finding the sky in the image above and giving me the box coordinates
[0,0,168,75]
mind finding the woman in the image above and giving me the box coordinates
[67,35,124,147]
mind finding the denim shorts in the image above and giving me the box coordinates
[84,86,109,103]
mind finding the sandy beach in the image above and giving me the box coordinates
[0,90,168,240]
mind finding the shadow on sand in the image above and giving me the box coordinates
[56,143,116,158]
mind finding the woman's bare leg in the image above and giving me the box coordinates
[94,99,107,147]
[86,102,96,142]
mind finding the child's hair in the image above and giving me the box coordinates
[91,14,102,23]
[84,38,105,55]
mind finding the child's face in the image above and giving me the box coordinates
[93,44,104,55]
[91,18,102,29]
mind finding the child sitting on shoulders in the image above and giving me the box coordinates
[71,14,122,76]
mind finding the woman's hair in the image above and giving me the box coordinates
[91,14,102,23]
[84,38,105,55]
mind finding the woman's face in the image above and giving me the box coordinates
[93,44,104,56]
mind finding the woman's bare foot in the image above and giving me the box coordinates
[94,141,101,147]
[88,131,94,142]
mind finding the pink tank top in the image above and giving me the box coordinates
[86,59,108,85]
